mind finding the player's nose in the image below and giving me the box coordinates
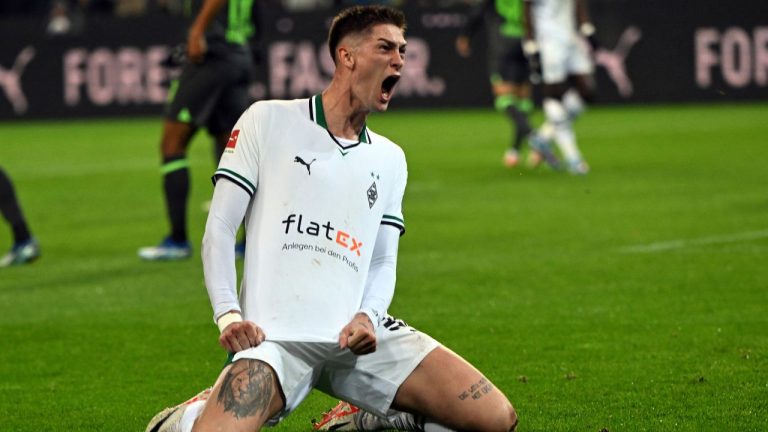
[391,51,404,71]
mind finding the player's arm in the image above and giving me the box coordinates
[187,0,228,63]
[202,178,265,353]
[576,0,599,50]
[339,223,401,355]
[456,0,491,57]
[522,1,541,83]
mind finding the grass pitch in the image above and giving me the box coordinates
[0,103,766,431]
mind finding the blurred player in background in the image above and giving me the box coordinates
[145,6,517,432]
[524,0,597,175]
[0,167,40,267]
[456,0,548,169]
[139,0,260,261]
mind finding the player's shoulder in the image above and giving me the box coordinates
[245,98,309,117]
[368,129,406,161]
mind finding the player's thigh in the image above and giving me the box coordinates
[317,318,440,418]
[499,38,530,87]
[165,61,227,130]
[392,346,516,432]
[207,73,252,136]
[193,358,284,432]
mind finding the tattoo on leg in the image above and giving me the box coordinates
[217,360,275,419]
[458,377,495,401]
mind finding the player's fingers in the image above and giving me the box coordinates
[243,325,261,347]
[225,333,244,353]
[235,330,251,350]
[346,328,364,347]
[338,327,351,349]
[219,334,233,353]
[350,337,376,355]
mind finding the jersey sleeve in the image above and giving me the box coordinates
[381,150,407,236]
[212,103,265,196]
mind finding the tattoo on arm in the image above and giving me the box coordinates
[458,377,495,401]
[217,359,276,419]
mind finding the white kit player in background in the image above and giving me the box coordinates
[145,6,518,432]
[524,0,597,175]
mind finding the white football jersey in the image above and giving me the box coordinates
[527,0,578,42]
[213,95,407,342]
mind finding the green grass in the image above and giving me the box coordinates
[1,103,767,431]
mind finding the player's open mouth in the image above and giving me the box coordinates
[380,75,400,102]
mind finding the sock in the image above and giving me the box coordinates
[511,98,533,150]
[180,400,205,432]
[497,95,532,151]
[562,88,585,120]
[0,168,32,245]
[423,421,456,432]
[543,98,583,163]
[358,411,457,432]
[161,155,190,243]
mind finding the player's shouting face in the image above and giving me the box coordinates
[346,24,406,112]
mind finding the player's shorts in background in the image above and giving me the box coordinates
[165,52,252,135]
[231,315,440,425]
[488,36,529,84]
[539,35,593,84]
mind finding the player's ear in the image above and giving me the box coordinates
[338,45,355,69]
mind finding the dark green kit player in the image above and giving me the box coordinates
[456,0,548,168]
[139,0,260,261]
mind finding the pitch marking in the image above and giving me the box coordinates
[620,229,768,253]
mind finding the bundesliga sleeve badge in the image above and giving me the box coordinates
[225,129,240,153]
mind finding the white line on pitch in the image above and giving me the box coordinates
[619,229,768,253]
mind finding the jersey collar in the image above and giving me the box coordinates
[309,94,372,153]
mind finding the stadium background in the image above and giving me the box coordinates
[1,0,767,119]
[1,1,767,431]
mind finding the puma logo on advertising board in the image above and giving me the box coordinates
[595,26,642,98]
[0,46,35,114]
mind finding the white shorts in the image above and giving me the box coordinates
[232,315,440,425]
[539,35,594,84]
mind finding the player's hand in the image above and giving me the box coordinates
[522,39,542,84]
[339,313,377,355]
[455,36,471,57]
[219,320,265,353]
[580,22,600,51]
[186,31,207,64]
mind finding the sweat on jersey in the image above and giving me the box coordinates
[209,95,407,342]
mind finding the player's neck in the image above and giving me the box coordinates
[320,86,368,141]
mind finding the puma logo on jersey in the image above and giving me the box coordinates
[294,156,316,175]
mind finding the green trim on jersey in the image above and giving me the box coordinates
[312,94,370,144]
[214,168,256,195]
[226,0,255,45]
[382,214,404,224]
[382,214,406,235]
[167,79,180,104]
[496,0,524,38]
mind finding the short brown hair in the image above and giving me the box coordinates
[328,5,407,64]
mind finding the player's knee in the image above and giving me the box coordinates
[497,401,518,432]
[543,98,569,126]
[473,399,517,432]
[508,404,519,431]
